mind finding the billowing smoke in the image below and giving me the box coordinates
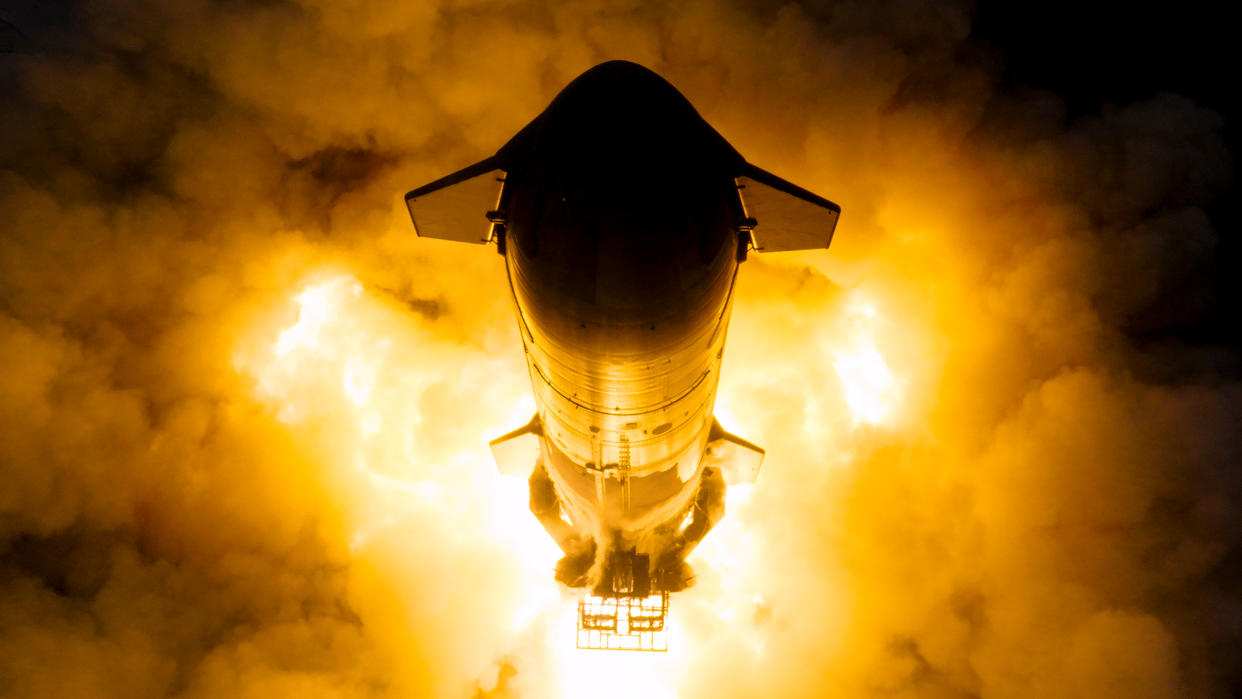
[1,0,1237,697]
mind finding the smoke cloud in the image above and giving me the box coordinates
[1,0,1237,697]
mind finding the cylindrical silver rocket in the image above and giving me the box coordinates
[496,61,746,577]
[403,60,840,600]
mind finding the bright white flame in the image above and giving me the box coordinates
[236,270,870,697]
[239,272,543,539]
[274,276,362,357]
[834,344,895,424]
[238,271,696,696]
[832,293,899,425]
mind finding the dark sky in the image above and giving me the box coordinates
[976,1,1233,113]
[973,0,1239,349]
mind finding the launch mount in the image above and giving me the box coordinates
[576,550,669,651]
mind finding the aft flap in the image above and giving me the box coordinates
[736,163,841,252]
[489,414,543,477]
[704,418,764,485]
[404,157,505,244]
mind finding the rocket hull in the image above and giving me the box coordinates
[405,60,840,637]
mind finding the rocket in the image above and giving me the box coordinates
[404,61,839,649]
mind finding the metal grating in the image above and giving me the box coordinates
[576,592,669,651]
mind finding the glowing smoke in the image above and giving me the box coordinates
[1,0,1238,697]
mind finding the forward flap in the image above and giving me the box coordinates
[736,163,841,252]
[404,157,505,244]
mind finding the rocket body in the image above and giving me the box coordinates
[501,64,742,581]
[404,61,839,598]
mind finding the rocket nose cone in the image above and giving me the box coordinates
[572,59,666,84]
[557,60,680,105]
[497,61,742,175]
[562,61,697,113]
[501,61,743,344]
[548,63,694,158]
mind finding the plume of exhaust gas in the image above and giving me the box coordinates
[2,0,1239,697]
